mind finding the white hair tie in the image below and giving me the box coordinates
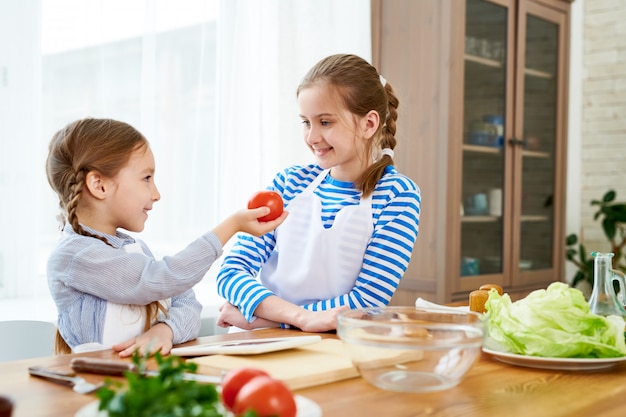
[379,74,387,87]
[381,148,394,158]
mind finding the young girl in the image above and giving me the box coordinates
[46,118,286,356]
[216,53,421,332]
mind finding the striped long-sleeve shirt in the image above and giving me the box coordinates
[216,163,421,322]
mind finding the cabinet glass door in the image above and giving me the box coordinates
[461,0,509,283]
[515,4,563,282]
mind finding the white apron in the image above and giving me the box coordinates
[259,170,374,305]
[74,242,170,352]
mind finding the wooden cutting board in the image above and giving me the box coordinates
[189,339,360,390]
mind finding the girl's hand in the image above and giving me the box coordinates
[295,306,350,333]
[212,208,288,245]
[217,302,279,330]
[112,322,174,357]
[236,207,289,236]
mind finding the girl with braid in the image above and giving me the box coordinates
[45,118,286,356]
[217,54,421,332]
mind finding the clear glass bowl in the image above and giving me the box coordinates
[337,307,486,393]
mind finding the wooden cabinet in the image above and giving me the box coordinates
[372,0,571,304]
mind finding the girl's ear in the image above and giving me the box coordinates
[84,171,107,200]
[361,110,380,140]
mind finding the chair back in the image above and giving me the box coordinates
[0,320,56,363]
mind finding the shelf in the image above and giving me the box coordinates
[524,67,553,79]
[465,54,553,80]
[463,144,502,154]
[522,149,550,158]
[461,214,549,223]
[464,54,502,68]
[462,215,500,222]
[463,144,550,158]
[521,215,549,222]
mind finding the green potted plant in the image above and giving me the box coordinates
[566,190,626,289]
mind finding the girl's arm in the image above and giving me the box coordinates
[217,301,280,330]
[216,231,278,321]
[113,289,201,357]
[158,289,202,344]
[216,298,345,333]
[216,165,316,322]
[57,232,224,305]
[55,207,286,306]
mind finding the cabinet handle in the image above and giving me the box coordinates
[508,137,523,146]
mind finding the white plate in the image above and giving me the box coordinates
[414,298,470,312]
[483,346,626,370]
[76,395,322,417]
[170,335,322,356]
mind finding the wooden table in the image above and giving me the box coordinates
[1,328,626,417]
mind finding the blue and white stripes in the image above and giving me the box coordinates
[216,164,420,322]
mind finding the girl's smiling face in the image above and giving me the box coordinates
[103,145,161,234]
[298,84,377,182]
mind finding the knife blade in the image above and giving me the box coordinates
[28,366,104,394]
[69,357,222,384]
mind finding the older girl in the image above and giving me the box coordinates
[217,54,421,332]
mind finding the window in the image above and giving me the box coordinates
[0,0,371,320]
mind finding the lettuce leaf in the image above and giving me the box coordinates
[484,282,626,358]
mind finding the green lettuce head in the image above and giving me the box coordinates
[484,282,626,358]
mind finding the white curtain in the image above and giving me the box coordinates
[0,0,42,298]
[215,0,371,216]
[0,0,371,319]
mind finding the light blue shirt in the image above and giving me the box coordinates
[47,225,223,348]
[217,164,421,321]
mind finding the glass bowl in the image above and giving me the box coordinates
[337,306,486,393]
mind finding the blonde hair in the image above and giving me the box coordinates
[46,118,166,354]
[297,54,399,197]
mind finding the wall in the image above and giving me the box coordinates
[578,0,626,253]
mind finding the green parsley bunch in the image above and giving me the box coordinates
[97,351,227,417]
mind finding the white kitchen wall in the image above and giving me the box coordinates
[575,0,626,257]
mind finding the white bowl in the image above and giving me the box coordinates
[337,307,486,393]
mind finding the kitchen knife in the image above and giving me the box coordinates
[70,357,222,384]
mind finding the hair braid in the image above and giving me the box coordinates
[65,169,112,246]
[357,80,400,197]
[381,83,399,148]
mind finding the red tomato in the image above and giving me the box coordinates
[232,375,297,417]
[221,368,270,411]
[247,190,284,222]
